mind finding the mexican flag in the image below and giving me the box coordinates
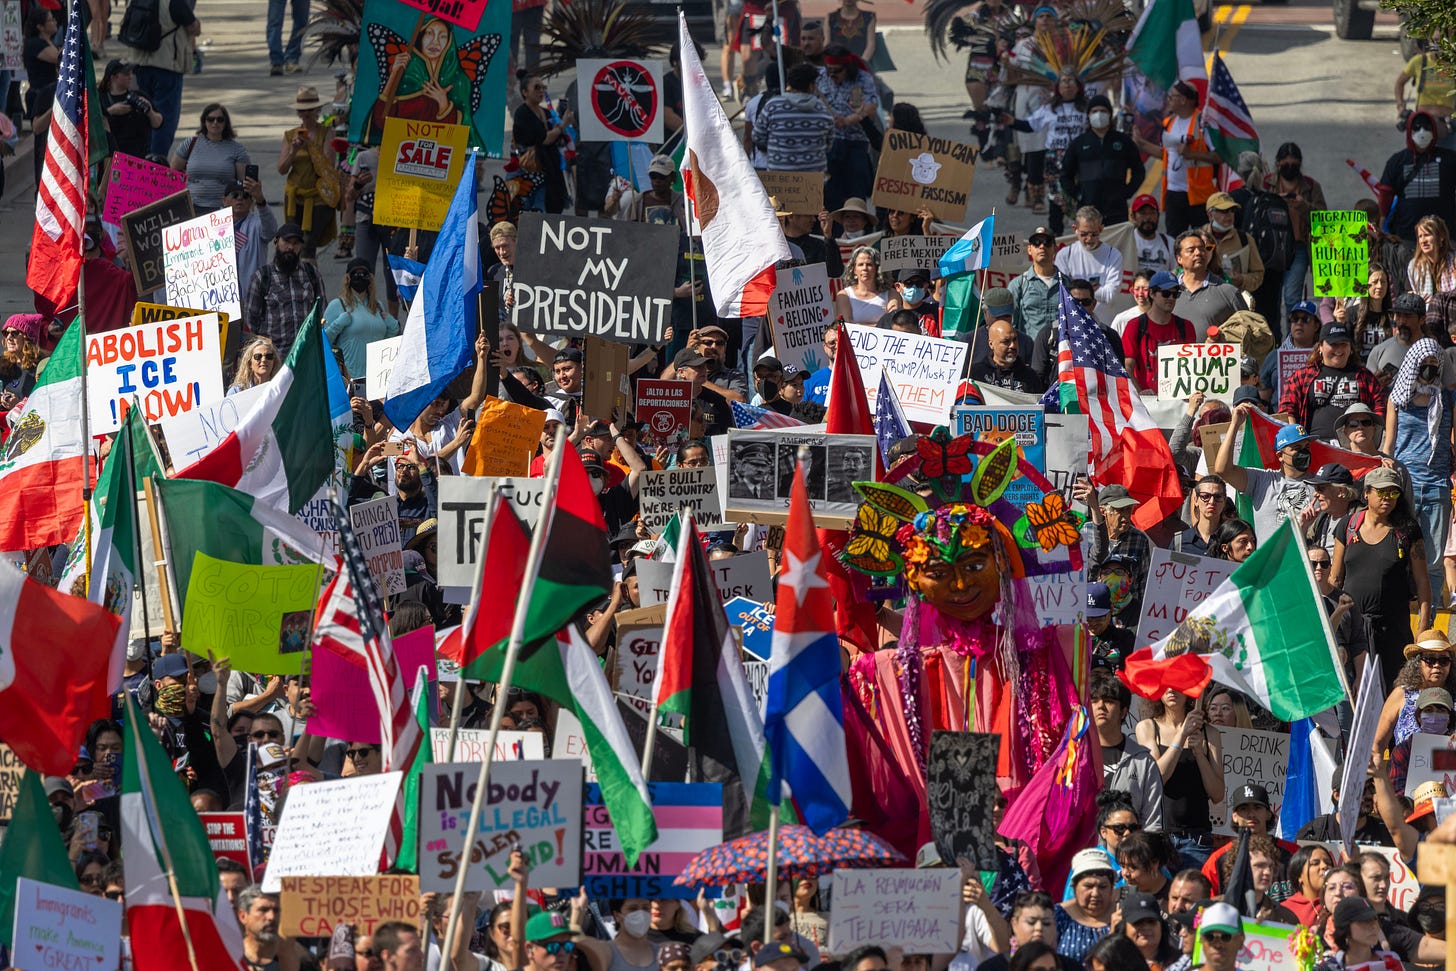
[174,308,333,514]
[1150,519,1346,722]
[1125,0,1206,92]
[0,769,81,946]
[122,694,246,971]
[0,319,89,550]
[153,477,332,609]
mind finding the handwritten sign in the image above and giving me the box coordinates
[262,772,403,892]
[1309,211,1369,299]
[583,782,722,898]
[1135,549,1238,647]
[769,264,834,375]
[1404,732,1456,796]
[374,118,471,231]
[279,875,421,938]
[1190,919,1297,971]
[437,476,548,587]
[349,496,405,596]
[1157,343,1240,401]
[927,732,1000,870]
[638,467,723,532]
[828,869,962,954]
[428,728,545,763]
[85,315,225,434]
[132,300,233,364]
[613,623,662,713]
[870,129,977,222]
[878,235,949,275]
[163,209,243,321]
[1276,348,1311,398]
[417,760,583,894]
[844,323,966,425]
[12,878,122,971]
[198,811,252,869]
[104,153,189,224]
[1210,727,1289,835]
[0,744,21,827]
[181,553,322,675]
[462,396,546,477]
[638,550,773,607]
[120,189,196,297]
[635,379,693,447]
[758,170,823,215]
[365,336,404,401]
[0,1,20,72]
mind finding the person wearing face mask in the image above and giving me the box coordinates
[572,898,659,971]
[894,269,940,335]
[1214,409,1317,543]
[1278,323,1384,441]
[1259,143,1326,318]
[324,258,400,379]
[1377,111,1456,257]
[752,356,793,414]
[1202,192,1265,295]
[244,222,326,357]
[1387,338,1454,600]
[1058,95,1144,228]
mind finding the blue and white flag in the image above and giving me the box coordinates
[938,213,995,278]
[873,368,910,466]
[386,253,425,305]
[382,153,480,429]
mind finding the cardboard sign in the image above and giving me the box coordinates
[365,336,403,401]
[513,214,678,345]
[163,209,244,321]
[1190,919,1298,971]
[870,129,977,222]
[349,496,405,596]
[828,869,963,954]
[104,153,189,224]
[85,315,225,434]
[768,264,835,375]
[1211,727,1289,835]
[0,1,20,72]
[723,430,875,527]
[121,189,197,295]
[279,875,422,938]
[615,623,662,712]
[843,324,968,425]
[758,170,824,215]
[428,728,546,763]
[583,782,722,898]
[262,772,403,892]
[11,878,122,971]
[583,336,632,420]
[1404,732,1456,796]
[373,118,472,231]
[437,476,547,587]
[635,379,693,447]
[181,553,323,675]
[724,596,773,660]
[638,467,723,532]
[577,58,665,143]
[927,732,1000,870]
[1135,549,1239,647]
[417,760,583,893]
[1310,210,1369,299]
[198,811,252,868]
[1157,343,1240,401]
[638,549,774,606]
[461,396,546,476]
[878,235,949,275]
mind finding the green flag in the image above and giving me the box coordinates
[0,770,83,947]
[395,673,433,873]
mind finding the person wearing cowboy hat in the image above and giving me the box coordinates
[831,197,878,240]
[1373,629,1456,792]
[277,85,337,258]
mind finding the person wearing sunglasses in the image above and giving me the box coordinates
[1193,903,1245,971]
[229,335,282,395]
[1371,629,1456,796]
[524,911,580,971]
[341,743,382,776]
[1120,270,1194,392]
[1053,206,1123,320]
[169,102,251,213]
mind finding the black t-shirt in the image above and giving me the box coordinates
[23,36,58,117]
[1379,147,1456,241]
[99,89,154,158]
[969,357,1046,394]
[597,482,639,537]
[1307,364,1365,441]
[696,387,731,437]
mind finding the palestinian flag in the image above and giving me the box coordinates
[174,307,333,514]
[1149,520,1345,722]
[0,770,81,947]
[1239,409,1383,477]
[438,497,531,671]
[122,694,246,971]
[656,515,773,837]
[153,477,331,609]
[0,319,88,550]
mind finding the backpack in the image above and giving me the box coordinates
[1242,189,1296,274]
[119,0,177,53]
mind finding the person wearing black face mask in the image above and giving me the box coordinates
[1214,404,1317,544]
[752,356,793,414]
[1260,143,1326,322]
[244,222,326,357]
[323,257,400,380]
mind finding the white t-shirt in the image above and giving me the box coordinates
[1244,466,1315,543]
[390,410,464,475]
[1162,115,1195,192]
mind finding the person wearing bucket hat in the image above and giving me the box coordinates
[1080,484,1152,605]
[1329,896,1400,969]
[1333,402,1383,457]
[1214,402,1318,545]
[831,198,878,238]
[277,85,337,258]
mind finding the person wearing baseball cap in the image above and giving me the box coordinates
[247,222,324,357]
[1120,268,1195,390]
[1204,191,1266,295]
[1276,320,1383,439]
[1330,897,1400,969]
[1059,95,1145,226]
[1127,195,1177,276]
[1214,400,1317,543]
[1085,582,1132,671]
[1007,226,1073,340]
[1368,291,1433,379]
[1080,483,1152,608]
[1195,903,1244,971]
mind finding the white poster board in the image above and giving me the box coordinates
[828,869,962,954]
[11,878,123,971]
[769,264,835,375]
[575,58,666,143]
[638,467,723,532]
[1157,343,1240,401]
[842,324,967,425]
[1134,548,1238,647]
[429,727,546,763]
[86,315,226,434]
[366,336,405,401]
[262,772,403,891]
[637,550,773,606]
[349,496,406,596]
[1210,728,1289,836]
[163,209,243,321]
[156,382,269,466]
[436,476,548,587]
[1405,732,1456,797]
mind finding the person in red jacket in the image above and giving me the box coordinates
[1277,323,1384,441]
[1200,783,1298,893]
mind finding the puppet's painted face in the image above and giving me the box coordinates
[909,548,1000,622]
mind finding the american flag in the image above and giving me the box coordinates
[242,742,271,880]
[27,0,88,309]
[313,491,422,866]
[873,368,909,465]
[1204,51,1259,167]
[731,400,803,430]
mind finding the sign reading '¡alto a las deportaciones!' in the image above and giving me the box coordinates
[512,213,678,346]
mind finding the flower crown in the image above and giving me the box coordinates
[901,504,995,568]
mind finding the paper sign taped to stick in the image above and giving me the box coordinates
[417,760,583,893]
[85,315,225,434]
[1157,343,1240,400]
[163,208,243,321]
[12,878,122,971]
[349,496,405,596]
[870,129,977,222]
[828,869,963,954]
[577,58,665,143]
[843,324,967,425]
[1135,549,1238,647]
[104,153,189,224]
[769,264,835,375]
[263,772,403,891]
[120,189,196,297]
[638,467,723,532]
[723,430,876,527]
[429,728,545,763]
[878,235,949,274]
[181,553,322,674]
[758,170,823,214]
[583,782,722,898]
[373,118,471,230]
[463,396,546,476]
[279,875,422,938]
[366,336,404,401]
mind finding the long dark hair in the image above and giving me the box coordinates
[1084,934,1152,971]
[195,103,237,140]
[23,8,54,37]
[1208,518,1255,560]
[1007,942,1057,971]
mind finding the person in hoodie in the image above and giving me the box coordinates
[753,61,835,173]
[1377,110,1456,260]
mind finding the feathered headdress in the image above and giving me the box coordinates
[923,0,1028,63]
[533,0,670,77]
[305,0,362,67]
[1002,0,1132,87]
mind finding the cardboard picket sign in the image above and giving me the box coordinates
[877,235,949,274]
[120,189,196,295]
[373,118,472,231]
[437,475,548,587]
[828,869,963,954]
[582,782,722,898]
[1156,343,1240,401]
[577,59,665,143]
[768,264,835,375]
[0,744,24,826]
[583,337,631,419]
[12,878,122,971]
[279,875,422,938]
[462,396,547,476]
[1209,727,1289,835]
[365,336,404,401]
[637,550,773,606]
[870,129,977,222]
[198,811,252,869]
[349,496,405,596]
[181,553,323,675]
[1135,549,1238,647]
[638,467,723,532]
[104,153,189,225]
[428,728,545,763]
[758,171,824,215]
[842,325,967,426]
[1309,210,1369,299]
[132,300,234,365]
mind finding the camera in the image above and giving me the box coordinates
[126,91,150,113]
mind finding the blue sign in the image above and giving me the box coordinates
[724,596,773,661]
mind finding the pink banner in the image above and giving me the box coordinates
[397,0,489,33]
[307,625,436,743]
[103,153,189,225]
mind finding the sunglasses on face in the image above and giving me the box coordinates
[1308,559,1330,570]
[205,116,226,123]
[1196,492,1225,502]
[253,352,276,361]
[1345,418,1376,428]
[1076,297,1095,308]
[1152,289,1179,298]
[1203,932,1234,945]
[1102,822,1140,835]
[357,949,377,958]
[1422,655,1452,666]
[104,889,124,900]
[1371,488,1401,500]
[345,747,377,762]
[251,729,283,740]
[534,942,576,955]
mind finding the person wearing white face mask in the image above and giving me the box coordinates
[1059,94,1145,228]
[573,898,659,971]
[1202,192,1265,295]
[1376,110,1456,262]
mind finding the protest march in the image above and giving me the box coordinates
[5,0,1456,967]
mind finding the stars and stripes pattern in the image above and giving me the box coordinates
[314,491,422,867]
[27,0,89,309]
[242,742,271,878]
[1205,51,1258,144]
[731,400,803,430]
[873,368,910,466]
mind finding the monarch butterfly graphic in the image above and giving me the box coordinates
[844,503,904,576]
[363,19,501,146]
[1019,492,1082,553]
[916,428,975,479]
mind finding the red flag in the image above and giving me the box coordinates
[439,498,532,669]
[1118,647,1214,701]
[820,320,879,651]
[1243,409,1382,477]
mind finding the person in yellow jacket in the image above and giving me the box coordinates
[1134,81,1222,236]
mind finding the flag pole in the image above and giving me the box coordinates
[967,207,995,350]
[762,803,782,948]
[439,425,571,965]
[444,485,505,762]
[141,475,178,635]
[79,251,93,592]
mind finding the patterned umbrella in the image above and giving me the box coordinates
[674,825,907,888]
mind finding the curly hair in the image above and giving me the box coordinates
[841,245,892,291]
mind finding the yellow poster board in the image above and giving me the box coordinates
[373,117,471,231]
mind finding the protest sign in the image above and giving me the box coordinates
[870,129,977,222]
[758,170,823,214]
[132,300,234,365]
[828,869,963,954]
[279,875,422,938]
[418,760,583,893]
[0,1,19,72]
[1044,413,1091,499]
[437,476,547,586]
[927,732,1000,870]
[635,379,693,447]
[952,406,1047,508]
[638,467,723,532]
[181,553,323,675]
[104,153,189,224]
[552,709,597,783]
[513,213,677,344]
[12,878,122,971]
[163,209,244,321]
[373,118,471,230]
[349,496,405,596]
[768,264,835,375]
[1029,569,1086,627]
[577,59,665,143]
[1157,343,1240,400]
[1276,348,1310,395]
[878,235,949,274]
[86,315,225,434]
[349,0,510,154]
[638,550,774,606]
[724,596,773,660]
[198,812,252,869]
[366,336,403,401]
[1135,549,1239,646]
[0,744,21,826]
[723,430,875,527]
[462,396,547,476]
[615,623,661,712]
[263,773,403,892]
[306,625,435,743]
[429,728,545,763]
[1309,210,1369,299]
[1190,920,1297,971]
[583,782,722,898]
[844,324,967,425]
[1405,733,1456,796]
[121,190,197,295]
[583,336,631,420]
[1211,727,1289,835]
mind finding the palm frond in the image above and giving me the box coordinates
[534,0,670,77]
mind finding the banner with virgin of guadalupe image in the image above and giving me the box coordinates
[349,0,509,157]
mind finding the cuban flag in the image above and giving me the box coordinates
[938,213,995,278]
[382,151,481,429]
[386,253,425,305]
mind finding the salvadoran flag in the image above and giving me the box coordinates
[382,152,480,430]
[386,253,425,305]
[938,214,995,278]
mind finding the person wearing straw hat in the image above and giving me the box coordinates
[1372,629,1456,793]
[277,85,338,257]
[830,197,877,240]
